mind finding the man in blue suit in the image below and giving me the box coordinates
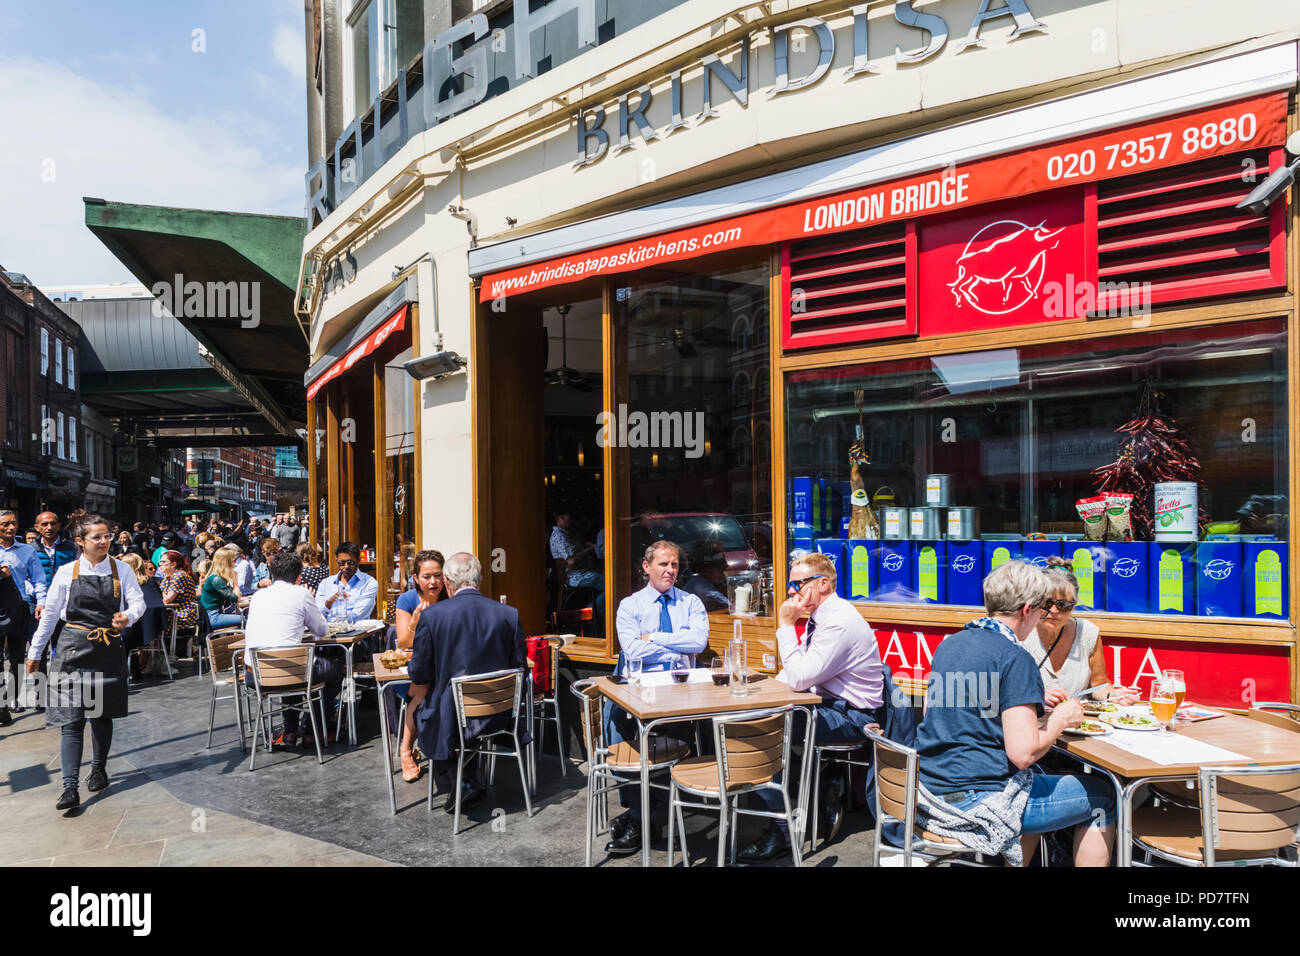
[409,551,527,812]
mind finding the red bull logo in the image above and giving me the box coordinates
[947,218,1064,315]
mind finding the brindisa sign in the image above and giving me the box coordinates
[874,625,1290,709]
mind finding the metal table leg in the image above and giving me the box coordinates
[379,681,407,815]
[639,717,652,868]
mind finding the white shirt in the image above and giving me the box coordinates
[245,580,326,655]
[29,556,147,660]
[234,557,255,596]
[614,583,708,670]
[776,592,883,711]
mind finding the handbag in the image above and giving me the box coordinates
[0,573,27,639]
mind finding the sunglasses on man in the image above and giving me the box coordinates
[787,574,826,593]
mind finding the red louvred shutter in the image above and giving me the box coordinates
[782,221,916,350]
[1095,147,1285,310]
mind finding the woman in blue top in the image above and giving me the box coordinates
[915,560,1116,866]
[392,550,446,783]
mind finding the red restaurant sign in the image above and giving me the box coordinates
[306,304,408,401]
[481,92,1286,302]
[875,625,1291,710]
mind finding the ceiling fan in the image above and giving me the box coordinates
[544,305,597,392]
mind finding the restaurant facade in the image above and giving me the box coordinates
[300,0,1300,707]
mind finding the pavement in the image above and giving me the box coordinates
[0,662,877,867]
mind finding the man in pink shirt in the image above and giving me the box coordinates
[740,551,884,862]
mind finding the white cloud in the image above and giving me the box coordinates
[272,23,305,79]
[0,55,304,286]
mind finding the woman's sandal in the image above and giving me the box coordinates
[400,748,424,783]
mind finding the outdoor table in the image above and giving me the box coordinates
[592,675,821,867]
[229,623,383,747]
[372,653,412,815]
[1053,709,1300,866]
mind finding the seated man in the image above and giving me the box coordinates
[604,540,708,855]
[740,551,885,862]
[243,551,343,748]
[914,560,1115,867]
[550,511,604,615]
[409,552,527,811]
[316,541,378,622]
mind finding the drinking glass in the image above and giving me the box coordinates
[726,644,749,698]
[1150,677,1178,735]
[1163,669,1187,711]
[710,657,729,688]
[627,657,643,688]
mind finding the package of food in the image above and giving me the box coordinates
[1105,492,1135,542]
[1076,496,1108,540]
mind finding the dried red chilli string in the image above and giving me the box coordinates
[1091,382,1205,541]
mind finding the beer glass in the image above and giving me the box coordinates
[1150,677,1178,734]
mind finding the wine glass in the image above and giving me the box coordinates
[1150,677,1178,735]
[1163,669,1187,713]
[710,656,729,688]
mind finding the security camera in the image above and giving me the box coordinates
[403,351,466,381]
[1236,162,1296,215]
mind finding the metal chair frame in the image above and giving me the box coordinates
[1130,762,1300,868]
[667,706,801,868]
[569,678,684,866]
[430,668,534,834]
[866,729,992,868]
[810,740,873,849]
[246,645,327,771]
[204,630,250,752]
[167,607,207,676]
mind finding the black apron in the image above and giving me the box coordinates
[47,560,130,725]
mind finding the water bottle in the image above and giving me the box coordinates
[728,619,749,698]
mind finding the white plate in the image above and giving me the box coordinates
[1063,722,1111,736]
[1100,712,1161,732]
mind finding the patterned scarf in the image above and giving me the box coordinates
[966,616,1019,644]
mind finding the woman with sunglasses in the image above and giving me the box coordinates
[1023,556,1139,709]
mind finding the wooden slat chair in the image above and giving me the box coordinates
[205,630,249,752]
[667,707,800,868]
[246,646,327,771]
[568,678,689,866]
[867,729,991,867]
[530,638,568,781]
[1132,764,1300,867]
[433,668,534,834]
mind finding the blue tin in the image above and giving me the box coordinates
[876,540,914,602]
[947,539,984,607]
[843,540,877,602]
[912,540,947,604]
[791,477,813,530]
[1150,543,1195,615]
[815,539,846,598]
[837,482,852,538]
[1244,540,1288,620]
[1104,542,1149,613]
[983,540,1021,578]
[1196,542,1243,617]
[1064,544,1106,612]
[1020,539,1062,570]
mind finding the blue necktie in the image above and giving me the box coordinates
[658,592,673,634]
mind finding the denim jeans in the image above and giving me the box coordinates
[948,771,1116,831]
[208,610,242,630]
[60,717,113,790]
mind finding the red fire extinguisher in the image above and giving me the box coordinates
[526,636,552,695]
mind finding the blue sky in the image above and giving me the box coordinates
[0,0,307,286]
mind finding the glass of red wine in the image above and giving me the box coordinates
[710,657,729,687]
[670,659,690,684]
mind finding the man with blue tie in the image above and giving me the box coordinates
[604,540,707,855]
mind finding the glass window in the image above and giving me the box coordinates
[54,339,62,384]
[56,411,65,459]
[68,416,77,463]
[40,404,48,454]
[67,347,75,389]
[614,260,774,615]
[785,319,1289,620]
[40,327,48,376]
[382,341,416,605]
[347,0,376,119]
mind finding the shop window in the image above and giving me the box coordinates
[782,221,916,350]
[786,319,1289,621]
[1095,148,1285,308]
[616,261,775,616]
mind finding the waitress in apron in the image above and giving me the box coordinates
[27,514,144,811]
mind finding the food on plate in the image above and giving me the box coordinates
[1102,712,1158,729]
[379,650,410,670]
[1081,700,1120,715]
[1065,719,1110,735]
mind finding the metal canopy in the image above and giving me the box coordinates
[83,199,308,434]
